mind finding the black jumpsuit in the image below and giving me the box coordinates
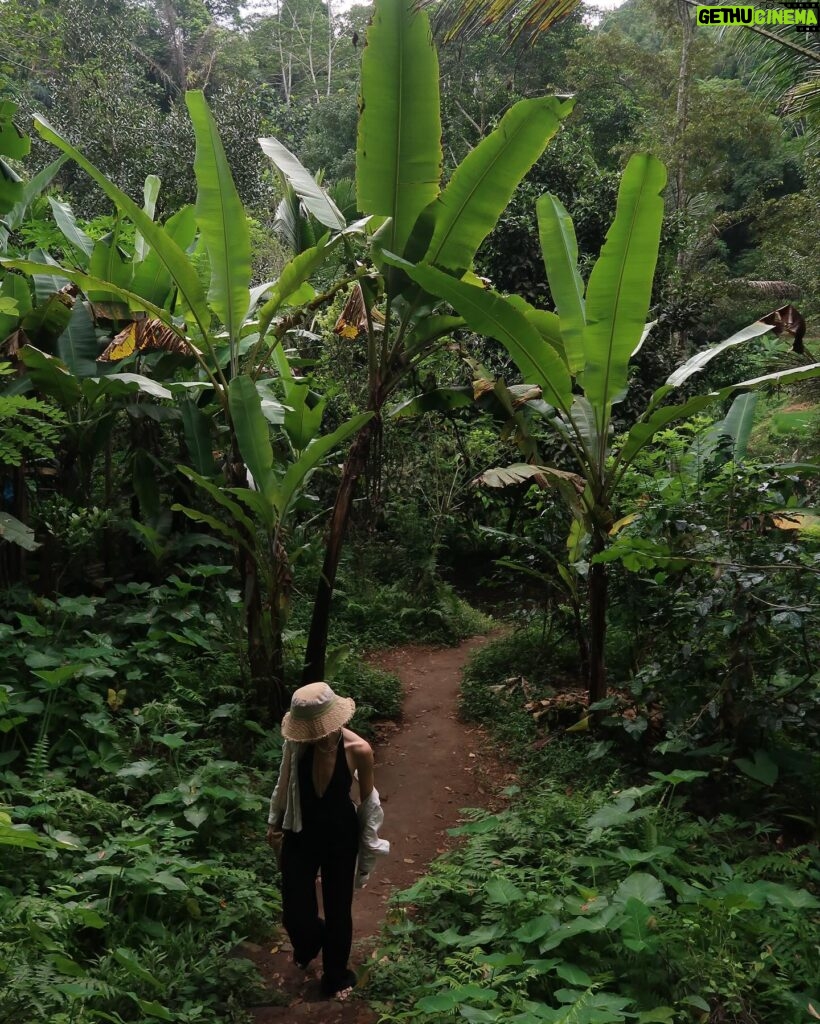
[280,739,359,996]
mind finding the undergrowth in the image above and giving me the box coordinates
[368,776,820,1023]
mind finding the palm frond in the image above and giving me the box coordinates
[731,279,803,299]
[422,0,582,45]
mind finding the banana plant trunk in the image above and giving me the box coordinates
[228,440,287,722]
[587,532,608,706]
[303,414,379,683]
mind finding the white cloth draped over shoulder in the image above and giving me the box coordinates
[268,738,390,887]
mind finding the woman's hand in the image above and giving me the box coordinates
[267,825,284,865]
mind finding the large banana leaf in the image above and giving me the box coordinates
[186,91,251,348]
[48,197,94,258]
[33,116,210,340]
[179,398,216,477]
[176,466,256,536]
[665,320,774,387]
[274,412,374,519]
[256,235,339,335]
[130,205,198,310]
[356,0,442,258]
[425,98,572,274]
[0,511,38,551]
[505,294,566,364]
[56,302,98,376]
[614,360,820,485]
[87,234,133,311]
[135,174,161,262]
[259,137,345,232]
[228,375,276,503]
[537,193,585,374]
[4,156,66,233]
[408,263,573,414]
[0,258,181,331]
[583,153,666,427]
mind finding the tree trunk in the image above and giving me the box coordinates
[587,535,608,705]
[303,416,377,682]
[673,0,693,216]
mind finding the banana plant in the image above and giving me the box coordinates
[405,152,820,703]
[1,94,363,719]
[259,0,574,682]
[174,369,371,716]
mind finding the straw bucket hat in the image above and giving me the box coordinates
[281,682,356,742]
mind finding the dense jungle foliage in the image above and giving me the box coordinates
[0,0,819,1021]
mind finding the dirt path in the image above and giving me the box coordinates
[245,634,515,1024]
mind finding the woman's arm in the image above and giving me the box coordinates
[346,730,389,887]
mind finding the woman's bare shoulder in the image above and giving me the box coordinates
[342,727,373,761]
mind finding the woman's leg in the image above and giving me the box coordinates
[280,830,324,967]
[318,819,359,996]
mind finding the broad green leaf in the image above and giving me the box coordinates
[113,947,163,989]
[256,235,338,337]
[99,373,172,400]
[171,503,248,551]
[17,344,83,407]
[539,907,618,950]
[135,999,174,1021]
[275,412,373,518]
[507,917,560,937]
[0,816,44,846]
[485,876,525,904]
[506,294,566,364]
[176,466,255,535]
[0,157,23,215]
[583,153,666,429]
[666,320,773,387]
[407,264,572,413]
[734,749,778,786]
[48,955,87,977]
[259,137,345,230]
[186,91,251,346]
[22,247,71,305]
[1,260,182,328]
[57,301,99,376]
[356,0,442,257]
[613,872,667,906]
[131,205,198,309]
[183,805,209,828]
[136,174,161,261]
[717,361,820,393]
[0,270,31,336]
[228,375,276,501]
[48,197,94,258]
[637,1009,676,1023]
[389,386,473,418]
[0,102,29,159]
[33,116,210,338]
[0,512,39,552]
[179,398,216,476]
[614,394,717,475]
[647,769,708,785]
[403,314,465,358]
[425,97,572,274]
[554,962,593,987]
[5,156,66,231]
[537,192,585,374]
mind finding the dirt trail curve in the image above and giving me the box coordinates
[245,634,515,1024]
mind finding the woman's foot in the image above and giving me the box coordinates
[320,968,357,999]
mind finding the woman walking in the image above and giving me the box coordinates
[266,682,389,999]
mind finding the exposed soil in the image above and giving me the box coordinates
[244,633,517,1024]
